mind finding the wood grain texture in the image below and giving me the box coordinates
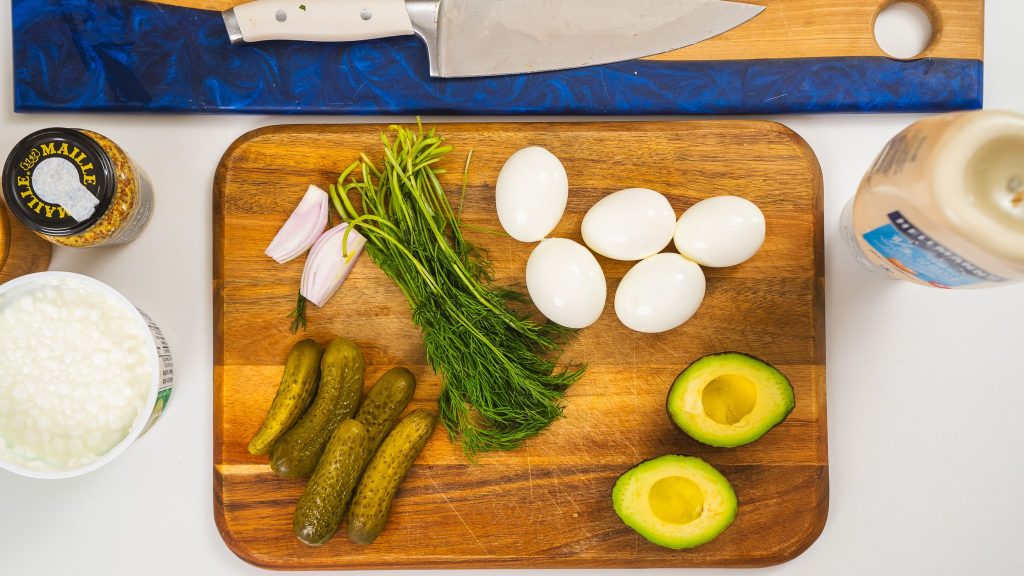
[153,0,982,61]
[214,121,827,569]
[0,204,52,284]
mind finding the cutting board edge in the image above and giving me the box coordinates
[211,463,827,565]
[0,204,53,283]
[211,466,830,570]
[211,121,828,570]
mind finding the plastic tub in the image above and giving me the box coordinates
[0,272,173,479]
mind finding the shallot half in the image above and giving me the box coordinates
[300,223,367,308]
[265,185,330,263]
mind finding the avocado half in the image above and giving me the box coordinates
[612,455,737,549]
[667,352,795,448]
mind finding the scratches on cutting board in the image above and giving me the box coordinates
[543,481,565,515]
[604,392,641,462]
[424,467,491,555]
[597,69,612,101]
[548,466,595,555]
[347,81,370,104]
[649,337,678,363]
[526,446,536,502]
[563,487,593,547]
[629,336,642,460]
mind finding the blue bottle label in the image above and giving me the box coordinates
[862,211,1007,288]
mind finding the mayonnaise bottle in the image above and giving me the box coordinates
[841,110,1024,289]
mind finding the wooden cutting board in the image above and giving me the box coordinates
[213,121,826,569]
[164,0,983,62]
[0,204,52,284]
[14,0,982,114]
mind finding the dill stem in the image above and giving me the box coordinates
[333,123,584,455]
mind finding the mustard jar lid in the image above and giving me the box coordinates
[2,128,116,237]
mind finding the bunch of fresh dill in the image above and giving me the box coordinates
[330,123,584,456]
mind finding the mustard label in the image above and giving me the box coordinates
[12,137,104,225]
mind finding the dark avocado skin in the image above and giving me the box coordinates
[270,338,365,478]
[293,419,368,546]
[353,367,417,463]
[666,351,795,448]
[247,339,322,456]
[347,409,436,545]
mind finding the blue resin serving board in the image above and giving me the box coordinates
[12,0,984,115]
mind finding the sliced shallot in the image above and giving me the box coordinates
[265,184,329,263]
[300,223,367,308]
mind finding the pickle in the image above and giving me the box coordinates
[347,409,436,545]
[247,339,321,456]
[270,338,365,477]
[353,367,416,459]
[293,419,368,546]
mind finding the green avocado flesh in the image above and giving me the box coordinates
[667,352,795,448]
[612,455,737,550]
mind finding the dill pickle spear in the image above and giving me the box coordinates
[270,338,365,477]
[247,339,321,456]
[293,419,368,546]
[353,367,416,459]
[347,409,436,545]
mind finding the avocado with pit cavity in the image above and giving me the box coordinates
[612,455,737,549]
[667,352,794,448]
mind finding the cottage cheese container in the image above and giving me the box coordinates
[2,128,154,247]
[0,272,173,479]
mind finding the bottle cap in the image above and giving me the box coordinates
[2,128,116,237]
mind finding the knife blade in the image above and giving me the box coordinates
[222,0,764,78]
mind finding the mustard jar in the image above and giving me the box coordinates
[2,128,154,247]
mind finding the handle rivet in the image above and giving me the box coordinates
[275,9,287,22]
[361,9,373,21]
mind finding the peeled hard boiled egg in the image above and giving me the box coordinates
[526,238,607,329]
[674,196,765,268]
[581,188,676,261]
[614,253,706,334]
[496,146,568,242]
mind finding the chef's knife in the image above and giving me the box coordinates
[222,0,764,78]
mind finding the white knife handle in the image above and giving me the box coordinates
[225,0,414,44]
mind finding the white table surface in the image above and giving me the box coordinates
[2,2,1022,575]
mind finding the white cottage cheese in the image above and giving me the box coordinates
[0,279,153,472]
